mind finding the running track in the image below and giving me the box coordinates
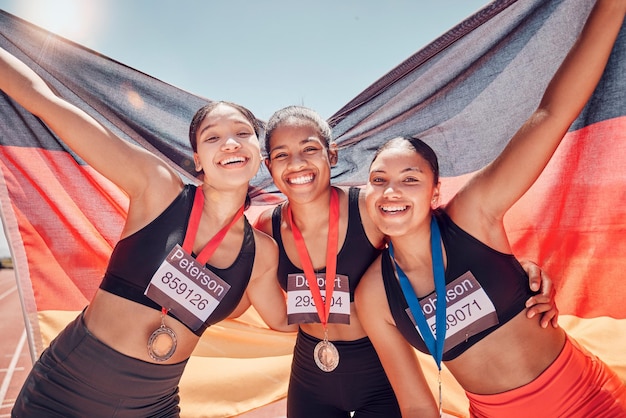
[0,268,29,418]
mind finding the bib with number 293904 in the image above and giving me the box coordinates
[286,272,350,325]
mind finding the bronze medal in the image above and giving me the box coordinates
[314,338,339,372]
[147,313,177,362]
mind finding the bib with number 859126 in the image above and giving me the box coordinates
[145,244,231,331]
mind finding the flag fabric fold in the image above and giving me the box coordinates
[328,0,626,321]
[1,0,624,416]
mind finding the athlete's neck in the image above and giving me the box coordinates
[388,224,433,271]
[200,183,247,225]
[286,187,336,233]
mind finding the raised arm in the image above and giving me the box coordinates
[0,47,181,201]
[451,0,626,223]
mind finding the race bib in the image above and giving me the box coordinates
[145,244,231,331]
[407,271,498,353]
[286,273,350,325]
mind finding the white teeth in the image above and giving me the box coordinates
[381,205,407,213]
[288,174,314,185]
[220,156,246,166]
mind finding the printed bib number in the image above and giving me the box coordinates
[145,244,231,331]
[407,271,498,353]
[287,273,350,325]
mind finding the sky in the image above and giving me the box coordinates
[0,0,489,120]
[0,0,489,257]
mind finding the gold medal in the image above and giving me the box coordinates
[148,310,177,362]
[314,338,339,372]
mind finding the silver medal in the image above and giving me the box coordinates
[314,339,339,372]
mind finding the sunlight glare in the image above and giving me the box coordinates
[14,0,105,44]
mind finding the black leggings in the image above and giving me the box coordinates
[12,312,187,418]
[287,329,401,418]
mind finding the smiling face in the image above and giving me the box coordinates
[192,103,261,189]
[265,119,337,204]
[365,139,440,237]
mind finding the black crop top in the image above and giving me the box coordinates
[272,187,380,302]
[100,184,255,336]
[381,209,535,360]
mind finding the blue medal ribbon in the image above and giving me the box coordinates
[389,216,446,370]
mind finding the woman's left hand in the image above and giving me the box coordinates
[520,259,559,329]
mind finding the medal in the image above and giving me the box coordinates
[287,188,340,372]
[148,308,177,362]
[314,330,339,372]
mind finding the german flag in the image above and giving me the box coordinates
[1,0,624,416]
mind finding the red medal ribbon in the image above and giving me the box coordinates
[287,187,339,327]
[182,186,244,265]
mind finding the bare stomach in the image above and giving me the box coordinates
[299,302,369,341]
[83,289,200,364]
[445,311,567,395]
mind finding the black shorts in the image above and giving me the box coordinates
[12,311,187,418]
[287,329,401,418]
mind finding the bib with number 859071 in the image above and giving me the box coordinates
[406,270,498,353]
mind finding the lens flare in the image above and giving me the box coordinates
[13,0,105,45]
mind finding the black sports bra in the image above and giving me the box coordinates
[381,209,535,360]
[272,187,380,302]
[100,184,255,336]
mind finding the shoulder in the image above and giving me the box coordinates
[333,185,350,206]
[252,206,276,236]
[356,253,384,298]
[355,253,392,322]
[128,164,184,213]
[252,226,278,252]
[353,186,385,248]
[247,226,279,282]
[122,175,185,237]
[251,227,278,263]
